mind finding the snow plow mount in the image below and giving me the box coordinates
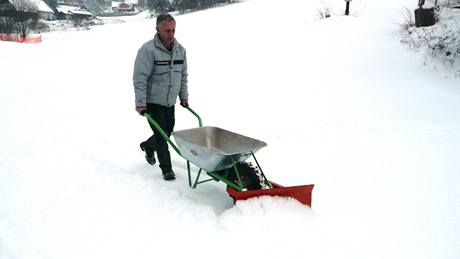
[143,107,314,207]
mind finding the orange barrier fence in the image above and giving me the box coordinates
[0,34,42,43]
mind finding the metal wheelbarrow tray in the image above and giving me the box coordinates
[172,126,267,172]
[143,108,314,206]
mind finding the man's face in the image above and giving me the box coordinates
[156,20,176,48]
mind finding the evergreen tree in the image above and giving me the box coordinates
[147,0,170,13]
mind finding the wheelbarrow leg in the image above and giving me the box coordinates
[193,168,203,188]
[187,160,203,189]
[187,161,192,188]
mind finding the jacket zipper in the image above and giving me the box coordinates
[167,48,177,106]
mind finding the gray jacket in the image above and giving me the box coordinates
[133,34,188,107]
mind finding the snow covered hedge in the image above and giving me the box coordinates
[401,0,460,76]
[400,1,460,75]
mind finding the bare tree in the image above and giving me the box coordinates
[14,14,37,37]
[10,0,38,38]
[10,0,37,12]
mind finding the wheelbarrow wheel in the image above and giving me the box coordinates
[226,162,263,190]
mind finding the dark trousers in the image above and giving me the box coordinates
[142,103,175,172]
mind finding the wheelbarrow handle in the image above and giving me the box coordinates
[142,106,203,157]
[186,106,203,127]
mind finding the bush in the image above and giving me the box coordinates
[317,6,331,19]
[400,5,460,73]
[34,19,50,33]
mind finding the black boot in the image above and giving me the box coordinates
[140,142,156,165]
[162,168,176,181]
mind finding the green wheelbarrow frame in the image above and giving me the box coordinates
[143,107,272,192]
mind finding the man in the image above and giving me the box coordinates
[133,14,189,181]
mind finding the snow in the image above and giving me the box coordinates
[1,0,460,259]
[56,4,92,15]
[29,0,53,13]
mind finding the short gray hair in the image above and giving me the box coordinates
[156,14,175,27]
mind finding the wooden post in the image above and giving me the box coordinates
[418,0,425,8]
[345,0,351,15]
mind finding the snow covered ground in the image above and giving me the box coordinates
[1,0,460,258]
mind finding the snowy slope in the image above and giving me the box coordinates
[1,0,460,258]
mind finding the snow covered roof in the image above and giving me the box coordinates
[56,4,92,16]
[56,4,77,13]
[29,0,54,13]
[3,0,53,13]
[111,0,138,6]
[69,9,93,16]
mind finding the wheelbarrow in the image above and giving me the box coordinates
[143,107,314,206]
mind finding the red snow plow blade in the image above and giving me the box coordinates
[226,182,314,206]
